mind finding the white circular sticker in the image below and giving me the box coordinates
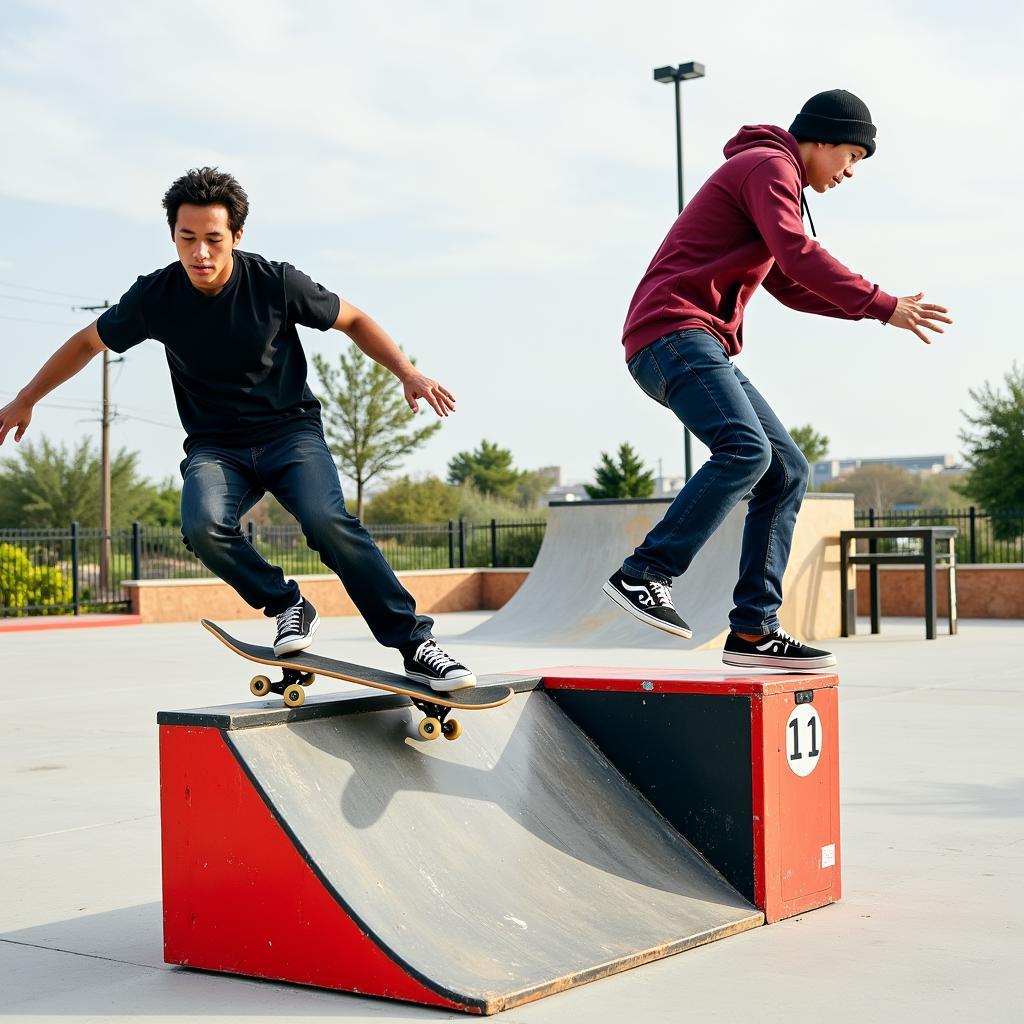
[785,705,823,777]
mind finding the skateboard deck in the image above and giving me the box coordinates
[202,619,513,740]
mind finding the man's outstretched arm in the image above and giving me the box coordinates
[762,265,952,343]
[0,322,107,445]
[331,299,456,417]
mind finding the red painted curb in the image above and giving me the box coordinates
[0,614,142,633]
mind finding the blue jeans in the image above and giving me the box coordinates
[622,330,809,635]
[179,429,433,649]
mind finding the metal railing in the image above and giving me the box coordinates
[0,519,546,617]
[853,507,1024,564]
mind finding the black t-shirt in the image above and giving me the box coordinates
[97,250,341,453]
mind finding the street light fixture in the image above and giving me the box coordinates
[653,60,705,481]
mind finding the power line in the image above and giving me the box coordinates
[0,313,83,327]
[0,398,179,430]
[0,280,101,301]
[1,397,98,414]
[0,291,78,309]
[2,391,176,421]
[0,390,94,407]
[119,413,182,430]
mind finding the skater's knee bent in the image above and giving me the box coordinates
[725,434,773,488]
[300,507,365,552]
[180,506,239,559]
[752,442,809,498]
[790,451,810,493]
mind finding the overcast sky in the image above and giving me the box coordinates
[1,0,1020,491]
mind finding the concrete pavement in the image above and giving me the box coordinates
[2,612,1022,1022]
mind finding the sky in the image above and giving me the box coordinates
[1,0,1021,492]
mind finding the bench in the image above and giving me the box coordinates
[840,527,958,640]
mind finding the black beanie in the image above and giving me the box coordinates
[789,89,876,158]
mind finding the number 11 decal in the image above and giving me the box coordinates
[786,706,823,777]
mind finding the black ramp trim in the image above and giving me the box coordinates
[158,678,540,731]
[158,691,410,730]
[219,729,484,1011]
[223,691,762,1010]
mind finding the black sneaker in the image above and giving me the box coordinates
[404,640,477,692]
[602,568,693,639]
[273,597,320,656]
[722,628,836,671]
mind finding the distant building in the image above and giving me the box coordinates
[539,467,588,504]
[653,475,685,499]
[543,473,684,504]
[544,482,591,504]
[811,453,966,491]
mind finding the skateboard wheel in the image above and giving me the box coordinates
[284,685,306,708]
[250,675,272,697]
[418,717,441,741]
[442,718,462,741]
[301,672,316,686]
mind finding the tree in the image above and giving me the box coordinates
[247,492,299,529]
[959,363,1024,537]
[789,424,830,488]
[447,440,522,500]
[364,476,460,525]
[137,477,183,527]
[515,469,554,509]
[313,348,442,520]
[0,437,168,528]
[585,443,655,500]
[820,464,926,512]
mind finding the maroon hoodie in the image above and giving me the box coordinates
[622,125,898,360]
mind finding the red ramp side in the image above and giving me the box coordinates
[160,724,466,1011]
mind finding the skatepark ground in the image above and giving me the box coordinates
[2,611,1022,1022]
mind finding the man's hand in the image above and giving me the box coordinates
[0,325,106,446]
[401,369,456,417]
[0,393,34,446]
[888,293,953,344]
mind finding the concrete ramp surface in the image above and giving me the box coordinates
[469,499,745,649]
[160,690,762,1013]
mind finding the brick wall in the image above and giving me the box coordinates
[124,568,528,625]
[855,565,1024,618]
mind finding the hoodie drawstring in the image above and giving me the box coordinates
[801,193,817,238]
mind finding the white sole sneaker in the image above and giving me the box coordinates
[602,581,694,639]
[274,612,320,656]
[721,649,837,671]
[405,670,478,693]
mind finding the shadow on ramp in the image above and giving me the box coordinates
[162,688,762,1013]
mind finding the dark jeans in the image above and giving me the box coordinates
[179,429,433,649]
[622,330,809,635]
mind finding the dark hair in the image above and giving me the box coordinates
[162,167,249,235]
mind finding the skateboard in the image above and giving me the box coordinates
[202,619,513,741]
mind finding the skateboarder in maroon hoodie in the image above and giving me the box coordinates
[603,89,952,670]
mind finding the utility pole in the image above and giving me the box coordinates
[77,300,119,591]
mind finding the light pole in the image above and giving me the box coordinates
[653,61,705,481]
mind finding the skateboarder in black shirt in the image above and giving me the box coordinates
[0,167,476,690]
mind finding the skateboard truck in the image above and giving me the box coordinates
[249,668,315,708]
[249,670,463,740]
[409,698,464,741]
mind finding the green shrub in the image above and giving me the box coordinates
[0,543,73,616]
